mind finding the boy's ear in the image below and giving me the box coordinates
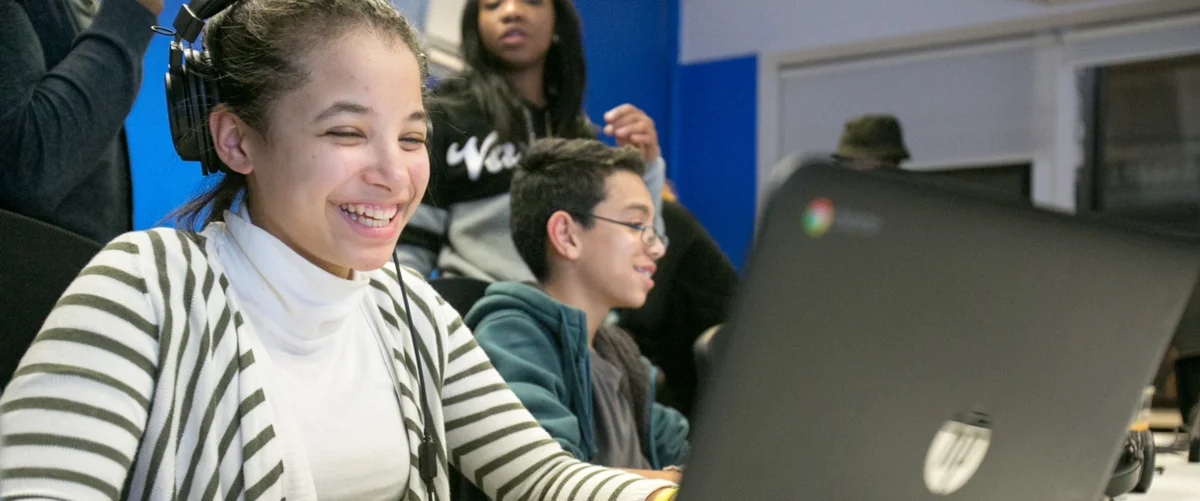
[546,211,583,262]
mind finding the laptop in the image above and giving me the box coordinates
[679,158,1200,500]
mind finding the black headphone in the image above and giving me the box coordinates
[156,0,230,175]
[156,4,440,497]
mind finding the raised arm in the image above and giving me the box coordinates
[0,0,155,219]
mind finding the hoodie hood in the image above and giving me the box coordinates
[464,282,586,341]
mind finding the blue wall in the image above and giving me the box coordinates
[574,0,759,270]
[574,0,676,155]
[671,55,758,270]
[127,0,207,230]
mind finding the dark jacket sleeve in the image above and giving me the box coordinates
[674,212,738,331]
[0,0,154,219]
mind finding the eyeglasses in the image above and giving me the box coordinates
[589,214,669,248]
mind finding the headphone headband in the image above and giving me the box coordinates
[170,5,205,42]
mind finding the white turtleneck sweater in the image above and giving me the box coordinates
[214,208,410,500]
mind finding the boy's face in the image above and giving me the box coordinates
[574,171,666,309]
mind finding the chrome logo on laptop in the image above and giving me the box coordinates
[803,198,835,238]
[803,197,882,238]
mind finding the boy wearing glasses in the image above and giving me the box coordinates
[465,138,689,480]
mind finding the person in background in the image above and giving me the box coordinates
[0,2,681,500]
[832,113,911,171]
[764,112,911,216]
[618,182,737,418]
[1,0,160,243]
[395,0,667,282]
[763,115,911,220]
[467,138,689,479]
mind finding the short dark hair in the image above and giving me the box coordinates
[510,138,645,281]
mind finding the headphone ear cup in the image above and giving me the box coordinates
[183,49,204,165]
[165,42,224,175]
[165,41,200,162]
[162,0,245,177]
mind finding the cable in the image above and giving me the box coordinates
[394,254,438,501]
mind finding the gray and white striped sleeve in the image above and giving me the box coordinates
[436,299,676,501]
[0,234,160,501]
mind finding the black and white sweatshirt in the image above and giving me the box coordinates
[396,78,666,282]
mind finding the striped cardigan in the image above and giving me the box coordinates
[0,227,675,501]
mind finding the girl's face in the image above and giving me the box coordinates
[217,29,429,278]
[476,0,556,70]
